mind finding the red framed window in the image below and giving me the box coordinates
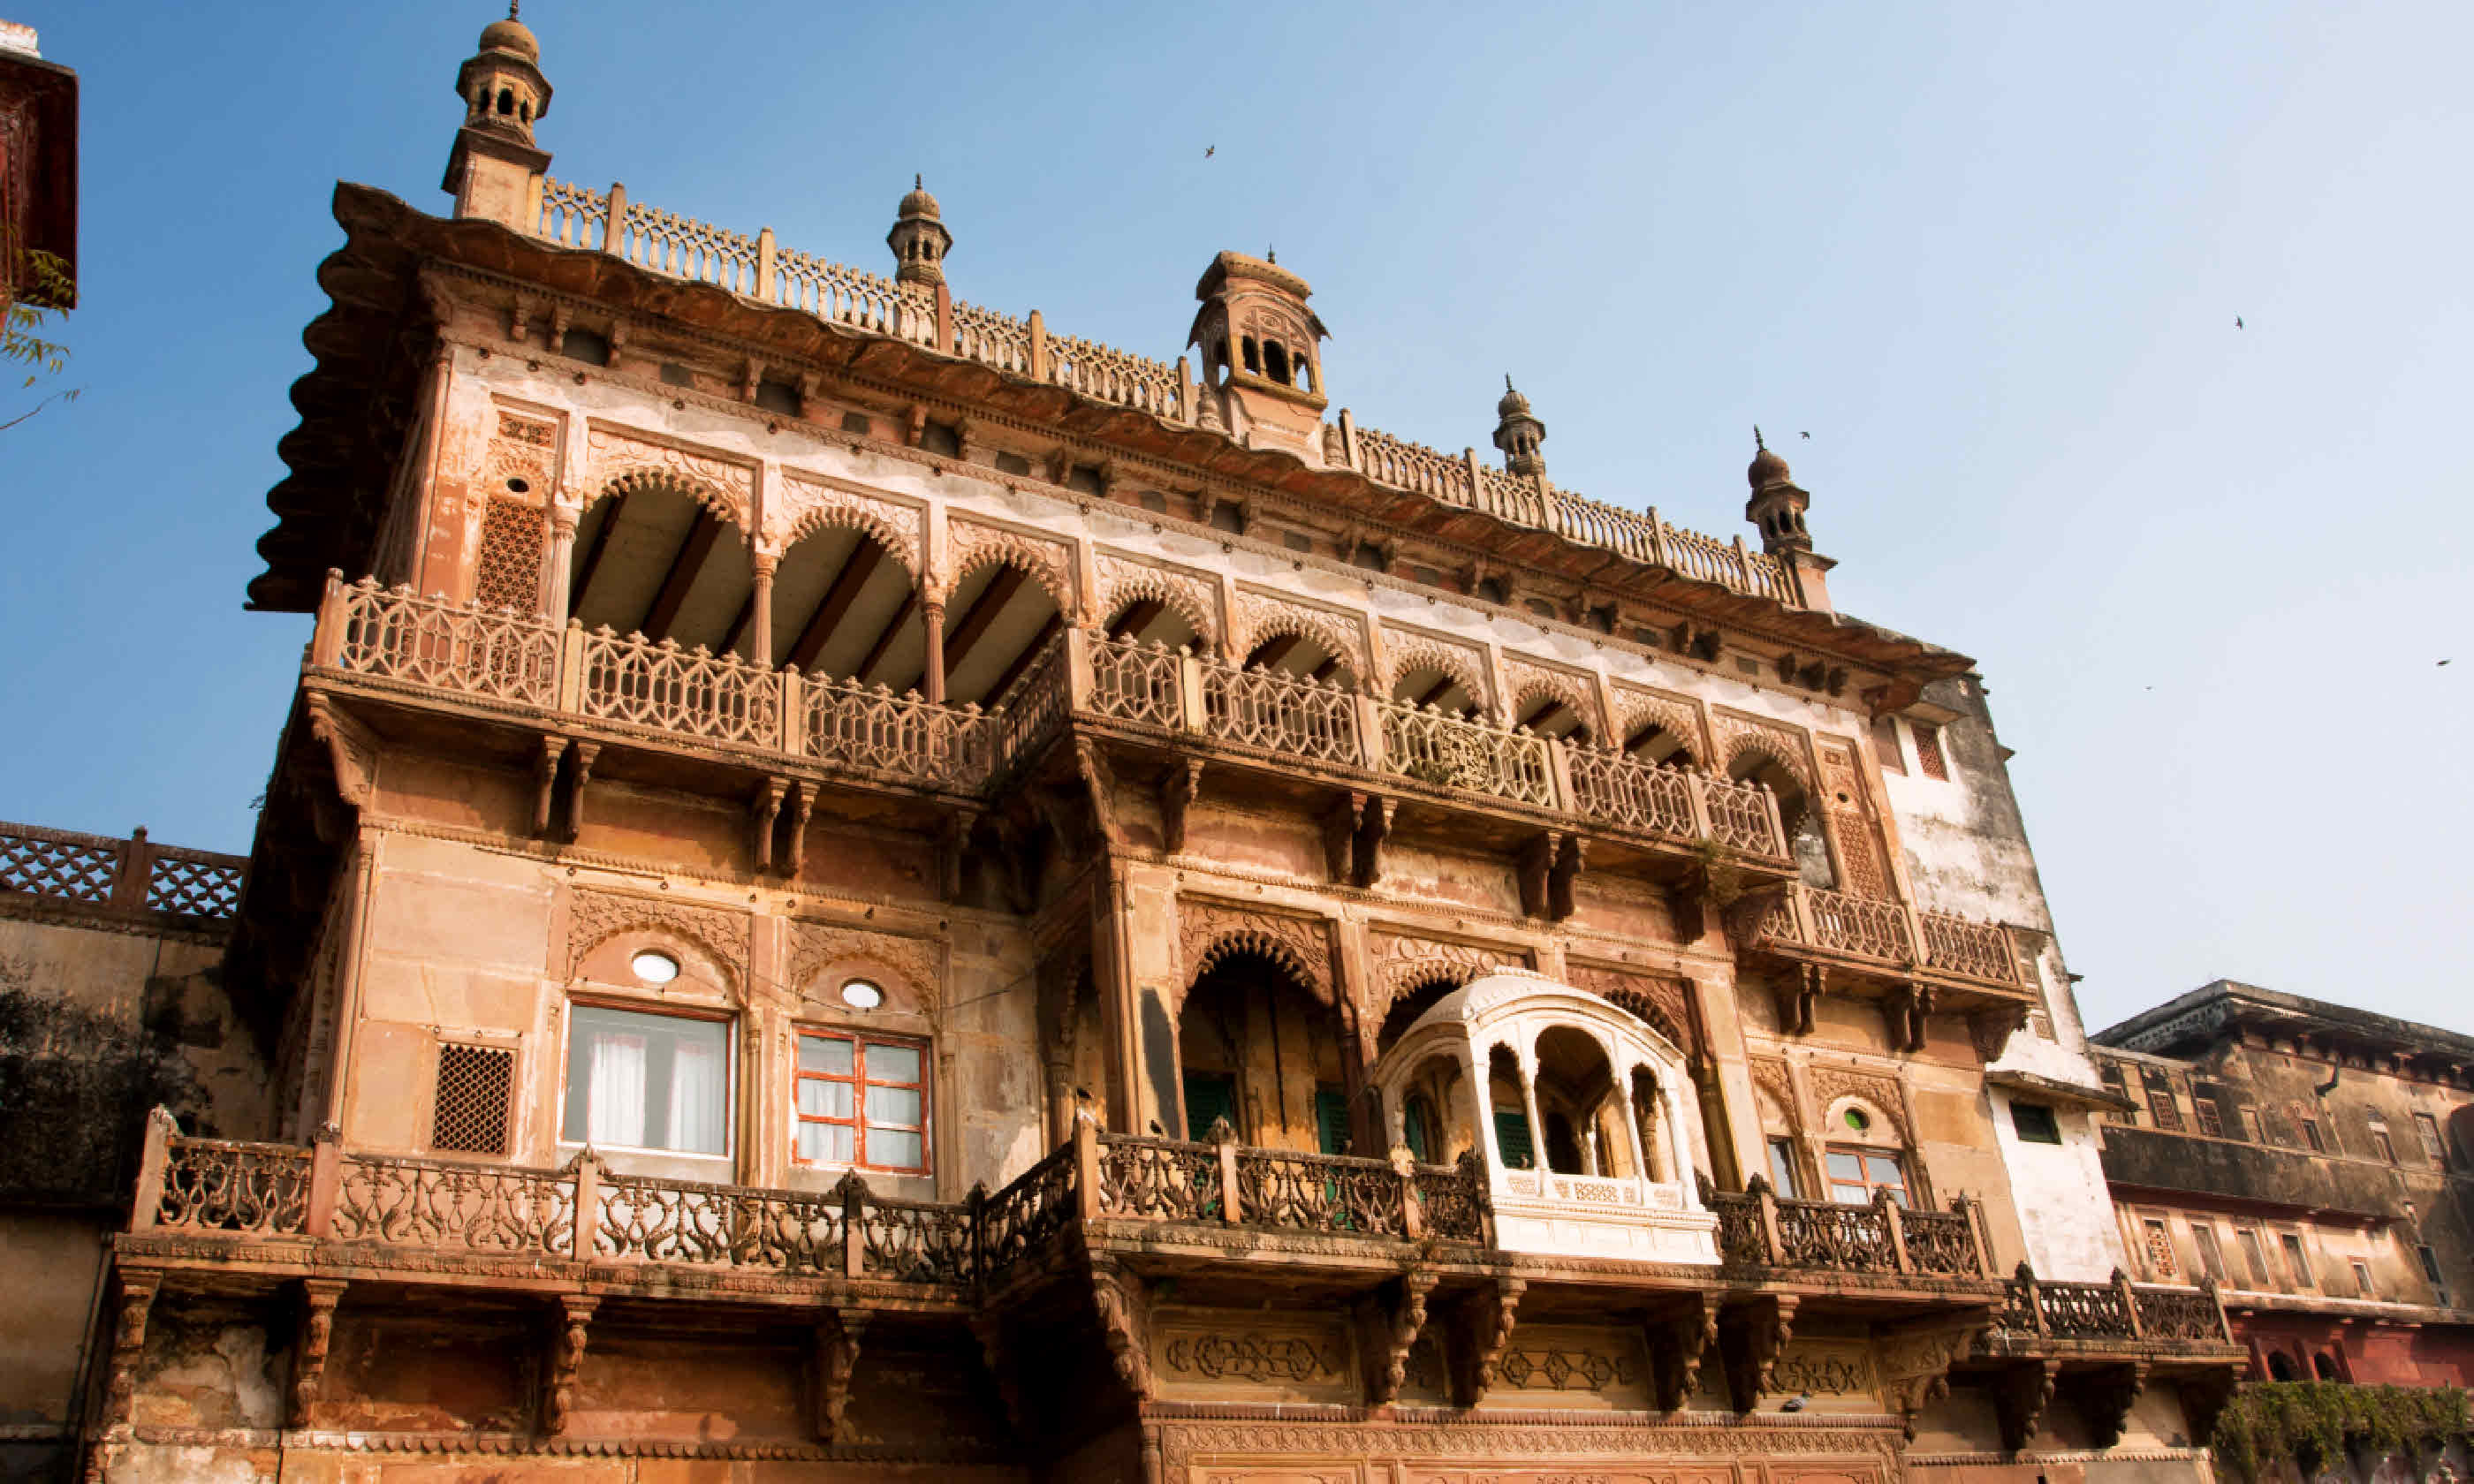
[1825,1147,1909,1206]
[794,1030,930,1174]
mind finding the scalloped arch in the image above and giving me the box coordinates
[573,916,745,1002]
[1236,602,1365,683]
[1188,925,1332,1007]
[1616,692,1705,762]
[1725,735,1815,796]
[1382,639,1490,712]
[1102,568,1217,647]
[1506,665,1599,736]
[944,529,1076,615]
[777,501,922,580]
[590,467,750,536]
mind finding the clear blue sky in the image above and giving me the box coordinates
[5,2,2467,1034]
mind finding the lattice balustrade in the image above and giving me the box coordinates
[330,579,562,707]
[1703,774,1786,857]
[332,1154,573,1255]
[1660,525,1742,589]
[1088,636,1185,729]
[1995,1277,2041,1334]
[156,1138,312,1235]
[770,243,907,334]
[2035,1279,2135,1338]
[580,629,781,746]
[535,178,610,250]
[1045,332,1183,418]
[1353,426,1475,504]
[1234,1148,1408,1237]
[1201,664,1363,765]
[1742,547,1800,603]
[981,1143,1077,1274]
[1563,746,1696,838]
[1772,1197,1899,1272]
[1709,1192,1768,1267]
[2133,1284,2226,1342]
[1474,463,1547,525]
[861,1192,976,1283]
[1899,1207,1983,1276]
[1379,703,1556,807]
[0,823,122,905]
[805,678,991,788]
[991,636,1071,774]
[597,1171,778,1266]
[1919,911,2018,983]
[472,498,546,614]
[614,199,761,293]
[143,847,245,920]
[951,299,1031,374]
[1803,886,1915,963]
[1097,1136,1221,1223]
[1542,488,1663,565]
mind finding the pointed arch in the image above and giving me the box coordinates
[1097,556,1218,649]
[773,482,923,580]
[1380,637,1491,714]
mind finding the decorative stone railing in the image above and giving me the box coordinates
[0,820,246,924]
[311,580,1787,859]
[1708,1183,1992,1279]
[523,180,1810,610]
[1983,1268,2235,1346]
[1088,1125,1486,1245]
[1754,882,2023,990]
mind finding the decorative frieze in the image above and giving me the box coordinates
[585,426,755,529]
[564,887,752,996]
[1231,589,1370,681]
[946,517,1077,612]
[1178,897,1334,1005]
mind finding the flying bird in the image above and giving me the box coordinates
[2441,659,2455,667]
[1799,431,1810,440]
[2235,316,2245,329]
[1204,145,1215,158]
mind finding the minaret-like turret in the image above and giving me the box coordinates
[1187,251,1329,455]
[1492,376,1547,479]
[1744,428,1810,553]
[443,4,553,229]
[887,176,952,287]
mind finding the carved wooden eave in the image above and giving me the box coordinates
[248,185,1977,700]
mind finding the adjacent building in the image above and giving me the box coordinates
[0,17,76,308]
[0,9,2353,1482]
[2091,980,2474,1387]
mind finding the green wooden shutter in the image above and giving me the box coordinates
[1493,1109,1535,1170]
[1183,1073,1235,1140]
[1402,1096,1433,1163]
[1315,1086,1351,1155]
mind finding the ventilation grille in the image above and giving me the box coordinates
[1912,723,1950,780]
[474,498,546,613]
[431,1042,514,1155]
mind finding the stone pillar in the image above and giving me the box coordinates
[1518,1051,1546,1174]
[922,599,947,704]
[749,552,778,665]
[544,505,579,624]
[1460,1043,1500,1170]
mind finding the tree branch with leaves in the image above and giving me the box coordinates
[3,248,80,435]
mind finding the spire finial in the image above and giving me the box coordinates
[1754,425,1766,450]
[914,172,922,189]
[508,0,520,17]
[1505,374,1515,392]
[1267,245,1276,264]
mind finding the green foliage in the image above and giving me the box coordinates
[3,248,80,432]
[1690,836,1746,908]
[2212,1382,2469,1480]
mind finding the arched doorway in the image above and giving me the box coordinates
[764,526,918,677]
[1178,949,1352,1153]
[569,480,755,653]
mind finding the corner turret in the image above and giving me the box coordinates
[443,4,553,229]
[1187,251,1328,455]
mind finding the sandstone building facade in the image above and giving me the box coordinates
[8,11,2310,1483]
[2090,982,2474,1389]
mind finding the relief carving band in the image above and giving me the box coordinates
[1162,1331,1347,1383]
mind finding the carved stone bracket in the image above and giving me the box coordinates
[1876,1313,1991,1440]
[1647,1292,1721,1412]
[813,1307,870,1442]
[530,735,568,839]
[563,741,599,843]
[1776,963,1823,1038]
[1886,981,1935,1055]
[1074,738,1121,851]
[1323,792,1365,885]
[970,1312,1028,1438]
[1719,1293,1797,1413]
[785,782,817,877]
[1995,1359,2059,1453]
[1355,796,1396,889]
[749,777,789,873]
[1969,1001,2032,1064]
[2072,1359,2150,1449]
[289,1279,348,1429]
[1357,1268,1440,1408]
[1091,1258,1155,1400]
[101,1270,162,1434]
[1158,760,1203,854]
[541,1294,596,1436]
[1448,1276,1526,1407]
[303,693,376,814]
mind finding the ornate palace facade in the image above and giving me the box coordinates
[32,11,2280,1483]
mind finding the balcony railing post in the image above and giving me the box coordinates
[1215,1123,1241,1225]
[128,1107,175,1232]
[569,1150,602,1260]
[2114,1268,2145,1339]
[1028,309,1049,382]
[304,1124,342,1239]
[1901,901,1931,968]
[843,1177,868,1279]
[110,828,156,913]
[1683,769,1715,842]
[1878,1189,1911,1274]
[603,182,628,260]
[779,667,803,755]
[1178,651,1207,734]
[311,570,348,668]
[1754,1179,1784,1266]
[2020,1265,2047,1335]
[558,621,587,713]
[1731,534,1757,594]
[1395,1149,1423,1242]
[2204,1275,2233,1343]
[755,226,777,300]
[1356,694,1386,772]
[1969,1195,1996,1276]
[1073,1117,1102,1223]
[1757,782,1787,858]
[1544,737,1575,814]
[1787,883,1818,945]
[1064,628,1094,713]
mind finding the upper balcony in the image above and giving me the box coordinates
[303,575,1793,897]
[1746,879,2037,1015]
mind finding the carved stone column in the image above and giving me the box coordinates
[1517,1050,1546,1172]
[544,504,579,624]
[1614,1081,1655,1183]
[748,551,778,665]
[922,598,948,703]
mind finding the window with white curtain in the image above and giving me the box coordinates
[561,1004,730,1155]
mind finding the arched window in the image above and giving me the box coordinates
[2266,1351,2301,1382]
[1263,340,1291,385]
[2311,1352,2341,1381]
[560,928,738,1161]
